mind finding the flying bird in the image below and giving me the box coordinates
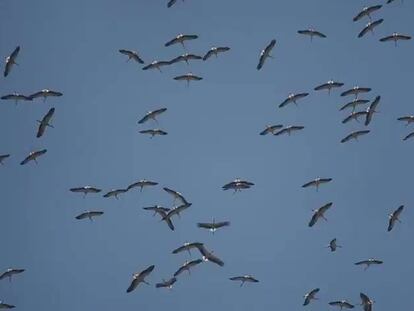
[360,293,374,311]
[302,177,332,191]
[119,49,144,64]
[388,205,404,232]
[126,265,155,293]
[379,33,411,46]
[0,268,25,282]
[138,108,167,125]
[303,288,320,306]
[70,186,102,196]
[341,86,371,98]
[274,125,305,136]
[139,129,168,138]
[340,99,370,112]
[358,19,384,38]
[163,187,189,205]
[403,132,414,141]
[354,258,383,270]
[196,244,224,267]
[203,47,230,61]
[170,53,202,65]
[314,80,344,94]
[353,5,382,22]
[1,93,32,104]
[397,115,414,126]
[103,189,128,199]
[156,277,177,289]
[4,46,20,77]
[172,242,204,256]
[342,111,368,124]
[0,154,10,165]
[128,179,158,191]
[197,219,230,234]
[173,73,203,86]
[143,205,170,217]
[257,39,276,70]
[327,238,342,252]
[222,179,254,192]
[308,202,333,227]
[162,203,192,222]
[364,96,380,126]
[0,301,15,309]
[260,124,283,135]
[142,60,172,72]
[173,259,203,277]
[29,89,63,101]
[157,210,175,231]
[298,29,327,40]
[20,149,47,165]
[36,108,55,138]
[75,211,104,221]
[165,34,198,48]
[229,275,259,287]
[340,130,370,143]
[329,300,355,310]
[279,93,309,108]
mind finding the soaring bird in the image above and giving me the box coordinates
[143,205,170,217]
[197,219,230,234]
[360,293,374,311]
[173,73,203,86]
[342,111,368,124]
[341,86,371,98]
[103,189,128,199]
[302,177,332,191]
[172,242,204,255]
[0,268,25,282]
[156,277,177,289]
[196,244,224,267]
[222,179,254,192]
[308,202,332,227]
[20,149,47,165]
[70,186,101,197]
[379,33,411,46]
[142,60,171,72]
[1,93,32,104]
[274,125,305,136]
[119,49,144,64]
[4,46,20,77]
[353,5,382,22]
[203,47,230,61]
[298,28,327,40]
[260,124,283,135]
[173,259,203,277]
[138,108,167,125]
[279,93,309,108]
[0,154,10,165]
[397,115,414,126]
[303,288,320,306]
[358,19,384,38]
[163,187,189,205]
[257,39,276,70]
[340,130,370,143]
[128,179,158,191]
[229,275,259,287]
[365,96,380,126]
[354,258,383,270]
[403,132,414,141]
[126,265,155,293]
[327,238,341,252]
[165,34,198,48]
[314,80,344,94]
[388,205,404,232]
[29,89,63,101]
[139,129,168,138]
[340,99,370,112]
[329,300,355,309]
[75,211,104,221]
[0,301,15,309]
[36,108,55,138]
[169,53,202,65]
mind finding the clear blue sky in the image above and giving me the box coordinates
[0,0,413,310]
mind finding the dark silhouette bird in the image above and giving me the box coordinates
[327,238,341,252]
[229,275,259,287]
[119,49,144,64]
[257,39,276,70]
[353,5,382,22]
[0,154,10,165]
[260,124,283,135]
[302,177,332,191]
[172,242,204,255]
[142,60,172,72]
[274,126,305,136]
[329,300,355,310]
[139,129,168,138]
[341,86,371,98]
[388,205,404,232]
[70,186,102,197]
[365,96,380,126]
[203,47,230,61]
[360,293,374,311]
[0,301,15,309]
[0,268,25,282]
[354,258,383,270]
[309,202,333,227]
[138,108,167,125]
[20,149,47,165]
[4,46,20,77]
[342,111,368,124]
[75,211,104,221]
[170,53,202,65]
[36,108,55,138]
[314,80,344,94]
[298,29,327,40]
[174,259,203,277]
[279,93,309,108]
[340,99,370,112]
[29,89,63,101]
[156,277,177,289]
[103,189,128,199]
[303,288,320,306]
[128,179,158,191]
[222,179,254,192]
[197,219,230,234]
[1,93,32,104]
[397,115,414,126]
[165,34,198,48]
[340,130,370,143]
[358,19,384,38]
[173,73,203,86]
[126,265,155,293]
[380,33,411,46]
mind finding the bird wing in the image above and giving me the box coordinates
[403,132,414,141]
[302,180,316,188]
[126,278,139,293]
[308,212,319,227]
[197,223,214,229]
[216,221,231,228]
[320,202,333,213]
[358,24,372,38]
[139,265,155,278]
[75,212,88,220]
[341,133,353,143]
[167,0,177,7]
[203,49,214,61]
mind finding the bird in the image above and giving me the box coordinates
[257,39,276,70]
[1,93,32,104]
[169,53,202,65]
[329,300,355,310]
[327,238,341,252]
[143,205,171,217]
[29,89,63,101]
[297,28,327,40]
[314,80,344,94]
[229,275,259,287]
[138,108,167,124]
[279,93,309,108]
[20,149,47,165]
[397,115,414,126]
[260,124,283,135]
[403,132,414,141]
[126,265,155,293]
[388,205,404,232]
[342,111,368,124]
[379,33,411,46]
[303,288,320,306]
[173,259,203,277]
[162,203,192,222]
[173,73,203,86]
[358,19,384,38]
[340,130,370,143]
[302,177,332,191]
[359,293,374,311]
[0,301,15,309]
[163,187,189,205]
[0,268,25,282]
[274,125,305,136]
[340,99,370,112]
[103,189,128,199]
[165,34,198,48]
[196,244,224,267]
[197,219,230,234]
[0,154,10,165]
[203,47,230,61]
[157,210,175,231]
[222,179,254,192]
[119,49,144,64]
[341,86,371,98]
[364,96,380,126]
[354,258,383,270]
[4,46,20,77]
[36,107,55,138]
[139,129,168,138]
[142,60,172,72]
[128,179,158,191]
[353,5,382,22]
[70,186,102,197]
[75,211,104,221]
[172,242,204,256]
[156,277,177,289]
[308,202,333,227]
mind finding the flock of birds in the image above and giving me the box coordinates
[0,0,412,309]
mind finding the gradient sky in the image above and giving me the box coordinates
[0,0,413,310]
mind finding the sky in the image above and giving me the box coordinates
[0,0,413,310]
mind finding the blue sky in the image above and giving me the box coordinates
[0,0,413,310]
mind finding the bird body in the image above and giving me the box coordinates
[103,189,128,199]
[196,244,224,267]
[358,19,384,38]
[139,129,168,137]
[298,29,327,40]
[197,219,230,234]
[327,238,341,252]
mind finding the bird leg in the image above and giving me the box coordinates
[8,275,12,283]
[240,281,245,287]
[143,280,150,286]
[186,80,190,87]
[88,215,93,222]
[140,186,144,192]
[156,66,162,73]
[321,215,328,221]
[34,158,38,164]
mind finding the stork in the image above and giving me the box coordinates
[1,93,32,104]
[203,47,230,61]
[172,242,204,256]
[279,92,309,108]
[70,186,102,197]
[197,219,230,234]
[169,53,202,65]
[298,28,327,41]
[20,149,47,165]
[303,288,320,306]
[340,99,370,112]
[138,108,167,125]
[354,258,383,270]
[379,33,411,46]
[326,238,341,252]
[358,19,384,38]
[302,177,332,191]
[196,244,224,267]
[0,301,15,309]
[143,205,170,217]
[257,39,276,70]
[167,0,183,8]
[364,96,380,126]
[308,202,333,227]
[142,60,171,72]
[274,125,305,136]
[126,265,155,293]
[314,80,344,95]
[173,259,203,277]
[173,73,203,86]
[329,300,355,310]
[342,111,368,124]
[128,179,158,191]
[229,275,259,287]
[119,49,144,64]
[0,268,25,282]
[360,293,374,311]
[163,187,189,205]
[353,5,382,22]
[139,129,168,138]
[36,107,55,138]
[388,205,403,232]
[222,179,254,192]
[156,277,177,289]
[403,132,414,141]
[397,115,414,126]
[340,130,370,143]
[4,46,20,77]
[29,89,63,101]
[341,86,371,98]
[260,124,283,135]
[103,189,128,199]
[165,34,198,49]
[75,211,104,221]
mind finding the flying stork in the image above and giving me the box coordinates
[163,187,189,205]
[279,93,309,108]
[36,108,55,138]
[20,149,47,165]
[257,39,276,70]
[173,259,203,277]
[0,268,25,282]
[308,202,333,227]
[360,293,374,311]
[126,265,155,293]
[303,288,320,306]
[222,179,254,192]
[197,219,230,234]
[173,73,203,86]
[397,115,414,126]
[358,19,384,38]
[29,89,63,101]
[274,125,305,136]
[143,205,170,217]
[119,49,144,64]
[165,34,198,49]
[364,96,380,126]
[172,242,204,256]
[103,189,128,199]
[354,258,383,270]
[340,130,370,143]
[1,93,32,104]
[341,86,371,98]
[327,238,342,252]
[342,111,368,124]
[340,99,370,112]
[69,186,102,197]
[388,205,404,232]
[139,129,168,138]
[75,211,104,221]
[329,300,355,310]
[196,244,224,267]
[169,53,202,65]
[142,60,171,72]
[229,275,259,287]
[203,47,230,61]
[128,179,158,191]
[0,154,10,165]
[353,5,382,22]
[4,46,20,77]
[138,108,167,125]
[260,124,283,135]
[314,80,344,95]
[302,177,332,191]
[379,33,411,46]
[156,277,177,289]
[0,301,15,309]
[298,28,327,41]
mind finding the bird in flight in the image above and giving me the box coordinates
[29,89,63,101]
[70,186,102,197]
[169,53,202,65]
[257,39,276,70]
[229,275,259,287]
[314,80,344,95]
[143,205,170,217]
[302,177,332,191]
[340,130,370,143]
[197,219,230,234]
[354,258,383,270]
[0,268,25,282]
[139,129,168,138]
[342,111,368,124]
[119,49,144,64]
[165,34,198,49]
[308,202,333,227]
[297,28,327,41]
[353,5,382,22]
[103,189,128,199]
[0,301,15,309]
[388,205,404,232]
[260,124,283,135]
[274,125,305,136]
[167,0,183,8]
[20,149,47,165]
[163,187,189,205]
[279,93,309,108]
[364,96,380,126]
[75,211,104,221]
[397,115,414,126]
[402,132,414,141]
[203,47,230,61]
[172,242,204,256]
[379,33,411,46]
[142,60,172,72]
[359,293,374,311]
[36,108,55,138]
[126,265,155,293]
[326,238,341,252]
[173,73,203,86]
[138,108,167,125]
[197,244,224,267]
[173,259,203,277]
[340,99,370,112]
[303,288,320,306]
[4,46,20,77]
[156,277,177,289]
[341,86,371,98]
[222,179,254,192]
[329,300,355,310]
[358,19,384,38]
[127,179,158,192]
